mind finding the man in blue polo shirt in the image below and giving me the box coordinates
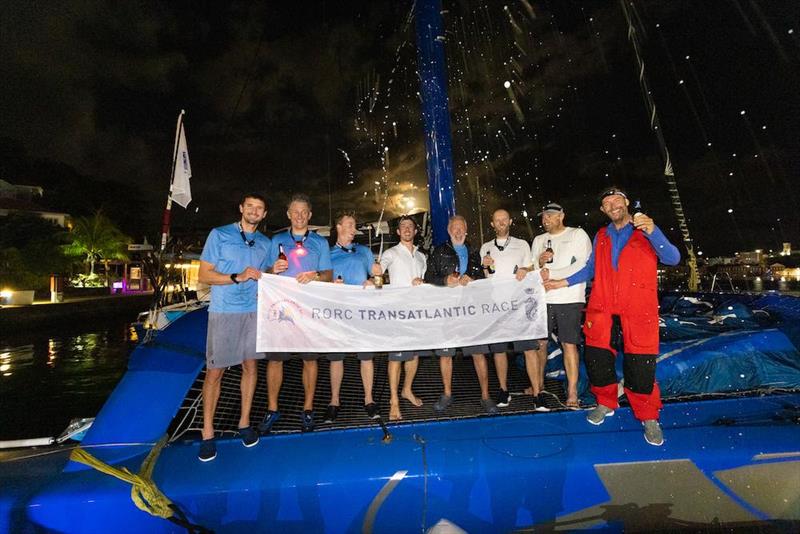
[197,193,273,462]
[325,210,379,422]
[260,193,333,434]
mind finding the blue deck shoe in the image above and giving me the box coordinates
[301,410,315,432]
[198,438,216,462]
[238,426,259,448]
[258,410,281,435]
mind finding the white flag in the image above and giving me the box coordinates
[171,114,192,208]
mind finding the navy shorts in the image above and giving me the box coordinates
[388,350,429,362]
[264,352,292,362]
[547,303,584,345]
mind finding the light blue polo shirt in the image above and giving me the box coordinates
[200,223,272,313]
[330,243,374,285]
[270,230,333,277]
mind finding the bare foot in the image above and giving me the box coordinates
[566,396,580,409]
[524,387,537,396]
[389,403,402,421]
[402,390,423,407]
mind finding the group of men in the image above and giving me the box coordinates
[197,187,679,461]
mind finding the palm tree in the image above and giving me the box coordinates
[64,211,130,279]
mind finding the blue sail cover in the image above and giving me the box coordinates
[538,294,800,402]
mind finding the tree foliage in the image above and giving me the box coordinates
[0,213,70,290]
[63,211,131,276]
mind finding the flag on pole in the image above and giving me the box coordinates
[171,115,192,208]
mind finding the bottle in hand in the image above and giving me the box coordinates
[545,239,554,264]
[486,251,495,274]
[373,261,384,289]
[278,244,288,262]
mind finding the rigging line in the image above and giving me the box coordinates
[620,0,699,290]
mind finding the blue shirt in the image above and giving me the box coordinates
[200,223,272,313]
[330,243,374,285]
[566,222,680,286]
[454,244,468,275]
[270,230,333,277]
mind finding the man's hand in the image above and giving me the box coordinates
[411,277,424,286]
[515,267,528,281]
[539,268,549,282]
[446,274,460,287]
[296,271,318,284]
[544,279,568,291]
[334,277,345,284]
[458,275,473,286]
[633,213,655,234]
[362,279,374,287]
[237,266,262,282]
[271,259,289,274]
[371,263,383,276]
[538,250,553,267]
[482,254,495,268]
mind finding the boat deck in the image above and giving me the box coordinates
[169,352,570,439]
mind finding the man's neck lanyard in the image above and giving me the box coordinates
[239,222,255,247]
[293,229,310,248]
[494,237,511,251]
[337,242,356,253]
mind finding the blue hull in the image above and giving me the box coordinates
[3,394,799,532]
[2,296,800,532]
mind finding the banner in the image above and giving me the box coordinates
[256,272,548,353]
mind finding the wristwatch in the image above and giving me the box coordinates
[230,273,239,284]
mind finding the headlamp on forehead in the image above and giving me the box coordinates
[600,188,628,201]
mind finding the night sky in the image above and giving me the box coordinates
[2,1,798,257]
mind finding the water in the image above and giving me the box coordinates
[0,318,136,441]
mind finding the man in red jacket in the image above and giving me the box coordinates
[545,187,680,446]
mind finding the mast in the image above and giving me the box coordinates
[620,1,700,291]
[415,0,457,246]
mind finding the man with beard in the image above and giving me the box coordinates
[479,209,532,408]
[531,203,592,410]
[375,215,426,421]
[325,211,380,422]
[197,193,272,461]
[545,187,679,446]
[425,215,498,415]
[261,193,333,434]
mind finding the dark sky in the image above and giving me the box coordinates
[2,1,799,257]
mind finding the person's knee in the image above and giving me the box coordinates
[585,347,617,386]
[241,360,257,376]
[204,367,224,385]
[623,355,656,394]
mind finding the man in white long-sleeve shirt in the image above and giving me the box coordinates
[531,203,592,408]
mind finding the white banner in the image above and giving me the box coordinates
[256,272,548,353]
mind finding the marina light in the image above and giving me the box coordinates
[728,208,734,213]
[0,289,12,299]
[503,81,511,89]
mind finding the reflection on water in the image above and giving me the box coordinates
[0,319,135,441]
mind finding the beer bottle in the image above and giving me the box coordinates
[278,244,288,262]
[486,250,495,274]
[633,199,644,218]
[373,261,384,289]
[545,239,554,264]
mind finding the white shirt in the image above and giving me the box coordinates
[531,226,592,304]
[380,243,427,287]
[479,236,532,278]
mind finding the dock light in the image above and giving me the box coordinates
[504,81,511,89]
[0,289,12,300]
[728,208,734,214]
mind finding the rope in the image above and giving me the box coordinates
[69,435,212,533]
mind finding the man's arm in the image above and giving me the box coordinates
[563,233,598,286]
[643,225,681,265]
[198,260,260,285]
